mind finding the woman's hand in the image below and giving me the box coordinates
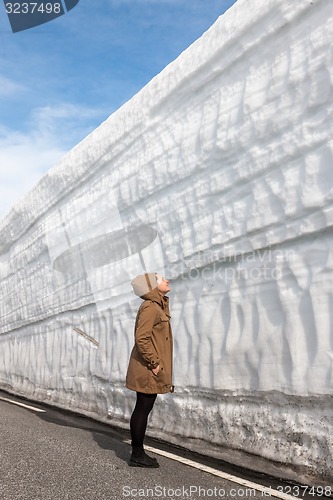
[152,365,160,376]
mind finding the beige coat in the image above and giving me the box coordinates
[126,288,173,394]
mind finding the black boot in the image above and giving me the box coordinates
[129,446,159,468]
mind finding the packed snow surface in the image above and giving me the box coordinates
[1,0,333,483]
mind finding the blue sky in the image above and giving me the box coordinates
[0,0,237,219]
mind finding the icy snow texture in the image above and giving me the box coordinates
[1,0,333,483]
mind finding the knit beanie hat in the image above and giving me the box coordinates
[131,273,158,297]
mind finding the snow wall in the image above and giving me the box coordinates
[1,0,333,484]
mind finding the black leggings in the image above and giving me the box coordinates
[130,392,157,448]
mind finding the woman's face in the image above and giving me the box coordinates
[156,274,170,295]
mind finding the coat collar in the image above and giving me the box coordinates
[141,288,169,311]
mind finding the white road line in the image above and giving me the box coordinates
[0,396,46,413]
[126,441,298,500]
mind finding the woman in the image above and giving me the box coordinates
[126,272,173,468]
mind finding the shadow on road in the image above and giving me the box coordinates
[35,405,131,465]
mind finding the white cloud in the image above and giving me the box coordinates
[0,127,66,220]
[0,76,25,97]
[30,104,102,136]
[0,103,104,220]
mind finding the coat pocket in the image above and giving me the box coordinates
[155,314,169,325]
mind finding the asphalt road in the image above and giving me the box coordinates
[0,391,326,500]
